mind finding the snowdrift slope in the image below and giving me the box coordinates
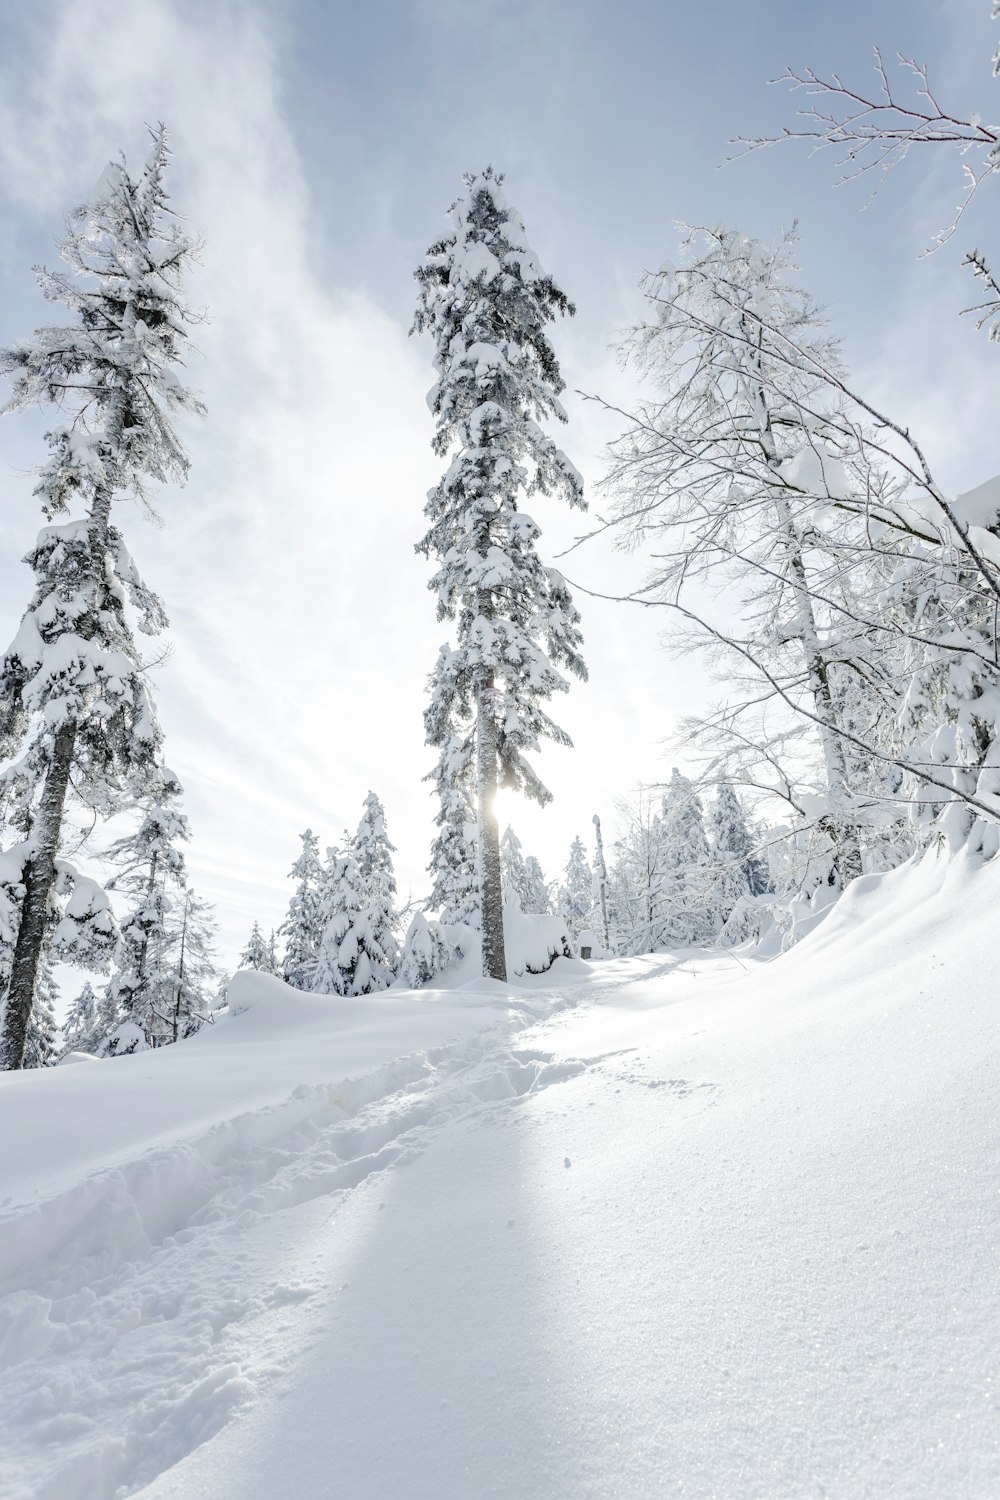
[1,853,998,1499]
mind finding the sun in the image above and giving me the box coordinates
[491,786,524,832]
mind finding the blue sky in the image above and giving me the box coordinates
[0,0,996,971]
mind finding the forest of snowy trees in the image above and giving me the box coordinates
[1,13,999,1065]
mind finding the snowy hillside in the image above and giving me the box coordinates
[1,850,997,1500]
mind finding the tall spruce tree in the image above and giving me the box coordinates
[279,828,324,988]
[0,126,203,1069]
[413,168,587,981]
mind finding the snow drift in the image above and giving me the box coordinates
[1,851,998,1499]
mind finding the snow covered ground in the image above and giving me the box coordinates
[1,851,998,1499]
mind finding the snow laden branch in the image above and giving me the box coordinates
[733,15,1000,340]
[593,223,1000,880]
[566,575,1000,828]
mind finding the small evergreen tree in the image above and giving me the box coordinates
[279,828,323,988]
[426,731,480,930]
[313,847,354,996]
[522,855,550,915]
[500,826,531,909]
[62,980,99,1055]
[103,779,189,1046]
[23,953,59,1068]
[93,977,128,1055]
[657,770,715,947]
[709,783,771,935]
[353,791,400,984]
[164,889,219,1040]
[240,920,270,972]
[413,167,587,981]
[314,795,400,997]
[400,911,451,988]
[559,836,594,940]
[892,552,1000,858]
[266,930,279,974]
[312,852,380,996]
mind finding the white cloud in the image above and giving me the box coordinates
[0,0,682,968]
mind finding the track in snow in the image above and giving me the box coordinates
[0,1027,599,1500]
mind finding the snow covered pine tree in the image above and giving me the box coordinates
[426,727,480,933]
[709,782,771,941]
[352,791,401,983]
[61,980,99,1056]
[279,829,324,988]
[314,794,400,997]
[522,854,550,915]
[102,777,190,1050]
[240,921,271,973]
[0,126,203,1069]
[559,836,594,943]
[163,889,220,1041]
[413,168,586,981]
[500,825,531,909]
[657,770,715,947]
[24,955,59,1068]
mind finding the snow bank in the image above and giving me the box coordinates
[1,851,998,1499]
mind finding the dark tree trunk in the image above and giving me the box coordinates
[476,676,506,982]
[2,470,118,1070]
[172,892,189,1043]
[0,720,76,1070]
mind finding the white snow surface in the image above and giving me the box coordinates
[1,852,998,1499]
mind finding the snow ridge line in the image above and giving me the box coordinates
[0,1036,585,1301]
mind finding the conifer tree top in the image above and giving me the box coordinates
[413,167,587,808]
[0,123,204,516]
[412,165,582,486]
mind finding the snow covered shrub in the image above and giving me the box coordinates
[504,906,572,977]
[400,912,452,988]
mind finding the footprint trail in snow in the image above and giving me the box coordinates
[0,1028,594,1500]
